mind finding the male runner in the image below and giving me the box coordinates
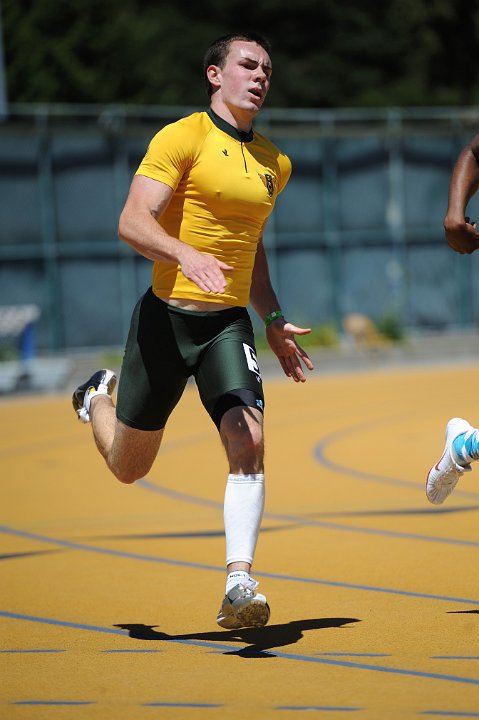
[72,32,314,626]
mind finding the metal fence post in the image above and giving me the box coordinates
[321,114,342,330]
[385,109,407,324]
[36,109,62,352]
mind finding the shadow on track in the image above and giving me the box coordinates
[115,617,361,658]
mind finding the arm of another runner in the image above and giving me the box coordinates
[118,174,233,294]
[249,230,314,383]
[444,133,479,255]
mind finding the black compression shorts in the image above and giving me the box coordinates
[116,288,265,431]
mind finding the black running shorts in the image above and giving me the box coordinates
[116,288,265,431]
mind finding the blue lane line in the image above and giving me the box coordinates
[1,525,478,605]
[431,655,479,660]
[317,653,391,657]
[255,568,479,604]
[314,422,479,500]
[0,524,220,572]
[138,480,479,549]
[1,612,129,636]
[0,612,240,653]
[420,713,479,717]
[137,479,222,507]
[261,513,479,548]
[0,550,60,561]
[2,611,479,687]
[137,480,222,509]
[262,651,479,685]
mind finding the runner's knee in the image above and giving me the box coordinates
[108,423,162,484]
[109,457,154,484]
[220,406,264,468]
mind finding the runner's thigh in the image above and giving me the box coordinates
[116,288,188,430]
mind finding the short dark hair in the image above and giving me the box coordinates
[203,32,272,98]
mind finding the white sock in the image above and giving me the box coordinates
[224,473,265,567]
[226,570,250,594]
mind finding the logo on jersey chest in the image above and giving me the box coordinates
[258,172,276,197]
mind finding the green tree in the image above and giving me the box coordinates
[3,0,479,107]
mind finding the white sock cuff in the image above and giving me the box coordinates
[226,570,250,593]
[84,385,107,413]
[84,388,99,414]
[227,473,265,484]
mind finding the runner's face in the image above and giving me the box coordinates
[213,40,272,115]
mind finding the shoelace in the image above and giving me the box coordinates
[243,578,259,595]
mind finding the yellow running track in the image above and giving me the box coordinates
[1,363,479,719]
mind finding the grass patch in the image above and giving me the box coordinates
[377,312,406,342]
[256,323,340,351]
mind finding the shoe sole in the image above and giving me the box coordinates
[216,613,244,630]
[235,601,270,628]
[426,466,458,505]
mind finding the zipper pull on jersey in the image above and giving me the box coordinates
[241,142,248,173]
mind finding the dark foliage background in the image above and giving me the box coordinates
[3,0,479,108]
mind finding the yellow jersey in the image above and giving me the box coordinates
[135,109,292,306]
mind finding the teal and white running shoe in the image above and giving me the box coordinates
[426,417,473,504]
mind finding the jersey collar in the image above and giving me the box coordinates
[206,108,254,143]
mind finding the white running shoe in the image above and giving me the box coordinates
[216,578,270,629]
[72,369,117,423]
[426,417,473,504]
